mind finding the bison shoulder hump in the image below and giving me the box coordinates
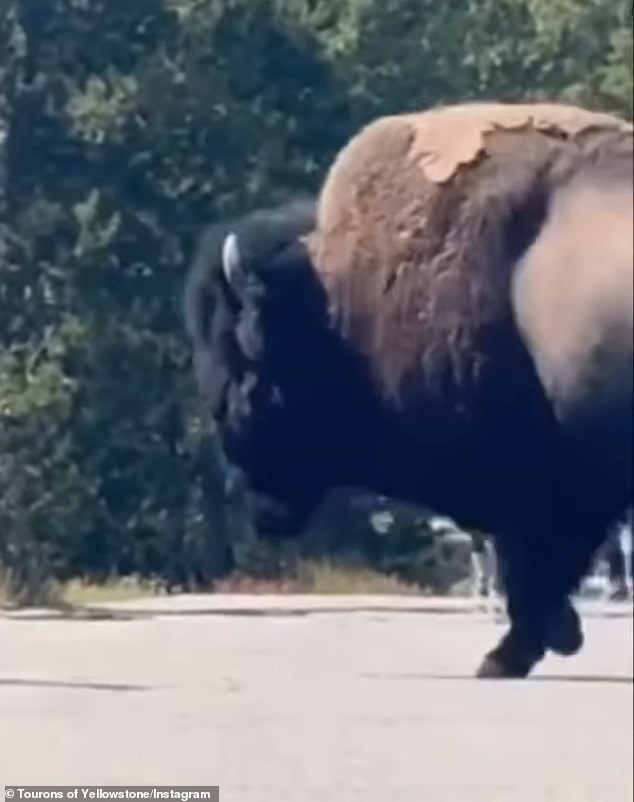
[317,101,632,233]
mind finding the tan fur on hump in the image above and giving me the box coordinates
[309,100,632,409]
[317,102,632,234]
[405,102,629,183]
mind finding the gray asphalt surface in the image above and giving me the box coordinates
[1,595,632,801]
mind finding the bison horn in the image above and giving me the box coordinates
[221,232,242,289]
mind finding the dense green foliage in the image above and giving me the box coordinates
[0,0,632,598]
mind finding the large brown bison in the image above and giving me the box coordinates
[184,101,633,678]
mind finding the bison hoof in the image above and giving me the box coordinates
[546,604,584,657]
[476,649,534,679]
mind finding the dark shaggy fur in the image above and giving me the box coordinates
[313,121,632,411]
[308,111,633,677]
[185,101,633,679]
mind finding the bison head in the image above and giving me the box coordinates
[184,199,379,535]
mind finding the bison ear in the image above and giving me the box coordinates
[221,232,246,293]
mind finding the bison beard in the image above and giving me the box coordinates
[185,101,633,679]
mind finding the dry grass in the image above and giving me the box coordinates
[216,559,423,595]
[61,576,165,606]
[294,559,422,594]
[0,569,61,610]
[0,572,165,610]
[1,561,422,612]
[0,573,13,609]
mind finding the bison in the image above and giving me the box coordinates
[184,101,633,678]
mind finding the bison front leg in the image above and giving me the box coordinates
[475,524,598,679]
[478,597,584,678]
[486,542,583,667]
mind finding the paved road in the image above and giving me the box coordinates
[1,596,632,801]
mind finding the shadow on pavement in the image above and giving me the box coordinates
[361,672,633,685]
[1,604,489,622]
[526,674,633,685]
[0,677,149,692]
[1,599,631,623]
